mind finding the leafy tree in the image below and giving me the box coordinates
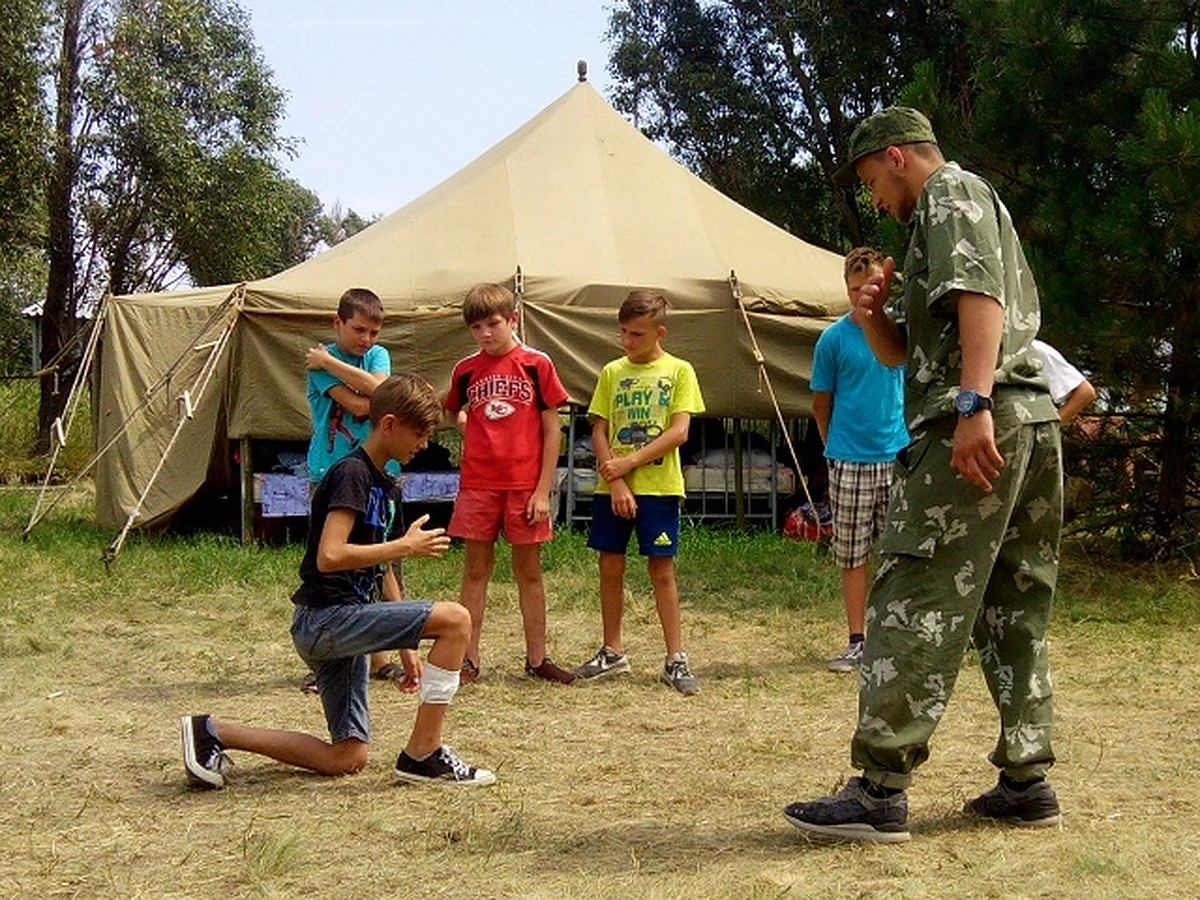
[0,254,42,376]
[0,0,48,257]
[607,0,1200,553]
[30,0,322,449]
[317,203,380,248]
[904,0,1200,553]
[0,0,48,375]
[606,0,963,250]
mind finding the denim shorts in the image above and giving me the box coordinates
[587,494,682,557]
[290,600,433,744]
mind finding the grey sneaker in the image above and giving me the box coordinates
[574,645,631,680]
[660,651,700,695]
[783,777,911,843]
[180,714,233,789]
[827,641,864,673]
[963,775,1062,827]
[394,745,496,786]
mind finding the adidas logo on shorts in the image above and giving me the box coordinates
[654,532,673,547]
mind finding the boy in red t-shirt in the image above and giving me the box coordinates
[444,283,575,684]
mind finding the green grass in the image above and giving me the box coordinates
[3,486,1196,631]
[0,378,93,483]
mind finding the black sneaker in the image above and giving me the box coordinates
[180,714,233,789]
[783,777,911,843]
[394,745,496,786]
[963,775,1062,827]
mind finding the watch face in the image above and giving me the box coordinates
[955,390,977,415]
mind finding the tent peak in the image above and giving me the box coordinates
[576,59,588,82]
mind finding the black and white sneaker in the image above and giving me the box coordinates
[827,641,864,673]
[784,777,910,843]
[660,651,701,695]
[180,714,233,789]
[573,645,631,680]
[394,745,496,786]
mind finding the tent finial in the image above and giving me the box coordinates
[577,59,588,82]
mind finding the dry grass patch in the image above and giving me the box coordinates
[1,495,1198,897]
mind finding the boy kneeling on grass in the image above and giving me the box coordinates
[181,374,495,789]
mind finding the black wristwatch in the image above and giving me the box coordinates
[955,389,994,418]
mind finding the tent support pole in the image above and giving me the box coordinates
[733,418,746,528]
[513,265,526,343]
[240,437,254,544]
[727,270,819,517]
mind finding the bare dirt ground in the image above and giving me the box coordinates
[2,522,1198,897]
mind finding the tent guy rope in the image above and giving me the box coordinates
[24,293,110,535]
[24,286,246,561]
[728,270,819,517]
[101,287,245,566]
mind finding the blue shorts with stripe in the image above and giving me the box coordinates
[587,494,682,557]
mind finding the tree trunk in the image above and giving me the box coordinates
[38,0,84,454]
[1156,286,1200,537]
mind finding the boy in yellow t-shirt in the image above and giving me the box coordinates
[572,290,706,695]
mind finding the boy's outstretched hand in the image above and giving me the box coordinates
[401,514,451,558]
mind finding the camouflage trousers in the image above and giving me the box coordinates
[852,414,1063,789]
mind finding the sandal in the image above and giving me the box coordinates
[460,658,480,685]
[371,662,403,682]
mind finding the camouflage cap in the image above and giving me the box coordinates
[833,107,938,187]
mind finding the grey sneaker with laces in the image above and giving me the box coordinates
[827,641,864,673]
[574,645,631,680]
[963,775,1062,827]
[783,776,911,843]
[660,651,700,695]
[180,714,233,789]
[394,745,496,786]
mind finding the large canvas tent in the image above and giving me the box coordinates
[94,81,848,532]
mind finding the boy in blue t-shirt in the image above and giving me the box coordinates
[305,288,393,484]
[810,247,908,672]
[304,288,399,686]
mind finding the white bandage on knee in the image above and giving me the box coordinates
[418,662,460,705]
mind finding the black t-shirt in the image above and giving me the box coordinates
[291,447,400,608]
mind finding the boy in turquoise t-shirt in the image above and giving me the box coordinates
[304,287,400,685]
[306,288,393,484]
[810,247,909,673]
[573,290,706,695]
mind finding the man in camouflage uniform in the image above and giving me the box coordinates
[783,108,1064,843]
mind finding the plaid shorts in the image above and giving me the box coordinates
[827,459,894,569]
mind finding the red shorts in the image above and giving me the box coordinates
[448,487,552,545]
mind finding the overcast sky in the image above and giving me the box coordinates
[241,0,616,218]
